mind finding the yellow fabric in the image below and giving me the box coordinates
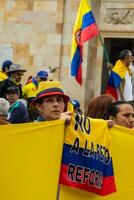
[23,82,37,99]
[0,120,65,200]
[112,60,128,79]
[37,81,64,95]
[0,71,8,81]
[67,102,74,113]
[0,118,134,200]
[59,124,134,200]
[65,117,110,148]
[60,116,116,195]
[71,0,92,60]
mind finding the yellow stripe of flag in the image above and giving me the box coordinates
[71,0,92,60]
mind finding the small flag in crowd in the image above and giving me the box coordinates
[71,0,99,85]
[106,59,128,100]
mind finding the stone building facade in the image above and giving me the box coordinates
[0,0,133,110]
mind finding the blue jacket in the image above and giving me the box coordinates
[7,101,29,124]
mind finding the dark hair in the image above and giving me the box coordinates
[128,101,134,109]
[105,100,132,119]
[86,94,115,119]
[6,86,19,94]
[39,77,47,81]
[35,96,46,105]
[118,50,131,60]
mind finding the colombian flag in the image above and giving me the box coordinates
[106,60,128,100]
[60,114,116,195]
[71,0,99,85]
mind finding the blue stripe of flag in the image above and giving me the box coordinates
[82,11,95,30]
[62,143,114,177]
[71,46,82,76]
[108,71,122,88]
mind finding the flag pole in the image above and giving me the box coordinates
[98,34,110,63]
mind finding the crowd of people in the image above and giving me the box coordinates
[0,49,134,129]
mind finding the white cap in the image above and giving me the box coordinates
[0,98,10,116]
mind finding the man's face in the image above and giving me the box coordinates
[114,104,134,128]
[36,95,65,121]
[13,71,24,82]
[6,92,19,105]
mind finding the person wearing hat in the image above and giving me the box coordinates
[32,81,114,130]
[36,70,48,82]
[0,60,13,82]
[22,70,48,121]
[23,70,48,103]
[106,49,133,101]
[0,63,26,98]
[6,86,29,124]
[33,81,71,122]
[70,99,83,114]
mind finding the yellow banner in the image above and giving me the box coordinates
[60,116,116,195]
[0,121,65,200]
[59,125,134,200]
[0,118,134,200]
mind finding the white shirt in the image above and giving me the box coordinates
[123,71,133,101]
[130,63,134,100]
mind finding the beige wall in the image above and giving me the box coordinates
[0,0,64,82]
[0,0,90,109]
[0,0,134,111]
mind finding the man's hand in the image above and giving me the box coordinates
[107,120,115,128]
[60,111,72,125]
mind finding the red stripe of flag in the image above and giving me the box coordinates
[59,164,116,196]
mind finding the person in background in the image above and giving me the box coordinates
[0,64,26,98]
[36,70,48,82]
[6,86,29,124]
[0,60,13,81]
[106,49,133,101]
[70,99,83,114]
[32,81,71,122]
[105,101,134,129]
[86,94,115,119]
[0,98,10,125]
[23,70,48,105]
[23,70,48,121]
